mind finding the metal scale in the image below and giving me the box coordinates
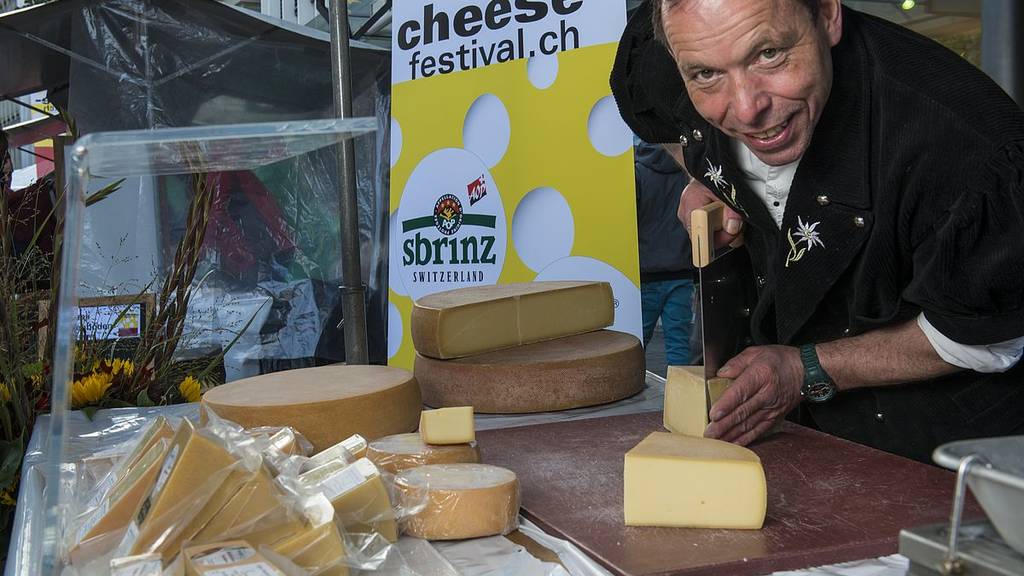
[900,436,1024,575]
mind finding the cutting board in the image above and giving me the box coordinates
[478,412,979,576]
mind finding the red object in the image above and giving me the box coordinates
[477,412,982,576]
[207,171,296,274]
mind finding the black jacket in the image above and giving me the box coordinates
[611,5,1024,463]
[634,141,694,282]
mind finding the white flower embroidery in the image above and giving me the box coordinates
[785,216,825,267]
[704,159,727,190]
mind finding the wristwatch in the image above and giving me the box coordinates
[799,344,837,403]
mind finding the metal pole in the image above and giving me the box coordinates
[982,0,1024,105]
[329,0,369,364]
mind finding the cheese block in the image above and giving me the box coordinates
[298,458,398,542]
[131,429,246,558]
[194,461,281,543]
[415,330,644,413]
[366,433,480,475]
[303,434,367,473]
[394,464,519,540]
[664,366,731,437]
[419,407,475,445]
[411,281,614,359]
[183,541,286,576]
[201,365,422,452]
[623,432,767,529]
[271,521,349,576]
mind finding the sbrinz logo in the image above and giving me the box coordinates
[402,189,498,266]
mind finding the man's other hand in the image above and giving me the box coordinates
[704,345,804,445]
[678,179,744,249]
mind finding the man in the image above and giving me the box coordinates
[635,137,696,367]
[611,0,1024,463]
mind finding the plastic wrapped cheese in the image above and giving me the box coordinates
[366,433,480,475]
[394,464,520,540]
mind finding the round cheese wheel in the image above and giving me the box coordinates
[201,365,422,452]
[366,433,480,475]
[414,330,644,413]
[394,464,519,540]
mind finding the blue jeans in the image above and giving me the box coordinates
[641,279,695,366]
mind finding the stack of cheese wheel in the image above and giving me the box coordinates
[411,281,645,413]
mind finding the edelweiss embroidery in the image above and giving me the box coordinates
[704,159,727,190]
[785,216,825,267]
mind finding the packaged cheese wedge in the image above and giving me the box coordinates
[411,281,615,359]
[301,434,367,473]
[624,432,767,529]
[419,407,475,445]
[192,460,283,544]
[79,416,175,515]
[366,433,480,475]
[394,464,520,540]
[297,458,399,542]
[183,540,287,576]
[270,520,349,576]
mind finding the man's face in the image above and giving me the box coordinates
[662,0,842,166]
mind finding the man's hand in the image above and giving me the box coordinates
[678,179,744,248]
[704,345,805,446]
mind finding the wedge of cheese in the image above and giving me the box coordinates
[419,407,475,445]
[394,464,520,540]
[271,521,349,576]
[193,461,282,544]
[299,458,398,542]
[415,330,644,413]
[411,281,614,359]
[366,433,480,475]
[201,365,421,451]
[183,541,286,576]
[624,432,766,529]
[664,366,731,437]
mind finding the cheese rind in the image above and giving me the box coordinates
[394,464,519,540]
[415,330,644,413]
[419,407,475,445]
[623,432,766,529]
[366,433,480,475]
[411,281,614,359]
[201,365,422,451]
[664,366,731,437]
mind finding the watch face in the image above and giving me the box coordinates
[804,380,836,403]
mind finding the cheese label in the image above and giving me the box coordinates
[109,553,162,576]
[152,444,179,496]
[75,497,110,542]
[193,545,256,566]
[113,521,140,559]
[86,472,117,509]
[321,463,369,501]
[203,563,282,576]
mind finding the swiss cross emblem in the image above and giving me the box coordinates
[467,175,487,206]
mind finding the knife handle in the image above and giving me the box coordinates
[691,201,744,267]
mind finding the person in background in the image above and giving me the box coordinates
[635,137,696,367]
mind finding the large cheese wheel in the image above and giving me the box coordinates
[394,464,519,540]
[411,281,613,359]
[415,330,644,413]
[201,365,422,452]
[366,433,480,475]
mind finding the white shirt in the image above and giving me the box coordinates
[732,140,1023,373]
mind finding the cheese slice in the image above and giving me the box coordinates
[415,330,644,413]
[664,366,731,437]
[623,432,766,529]
[183,541,286,576]
[303,434,367,473]
[366,433,480,475]
[271,521,349,576]
[394,464,519,540]
[411,281,614,359]
[201,365,422,452]
[298,458,398,542]
[419,407,475,445]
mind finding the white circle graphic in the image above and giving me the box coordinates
[513,187,574,272]
[527,54,559,90]
[463,94,511,168]
[390,118,403,168]
[587,95,633,157]
[395,148,508,301]
[535,256,643,341]
[387,301,403,360]
[388,211,408,297]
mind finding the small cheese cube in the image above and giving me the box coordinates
[419,407,475,445]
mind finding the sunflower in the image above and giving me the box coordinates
[178,376,202,403]
[71,372,114,408]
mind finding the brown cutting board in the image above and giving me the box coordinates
[478,412,979,576]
